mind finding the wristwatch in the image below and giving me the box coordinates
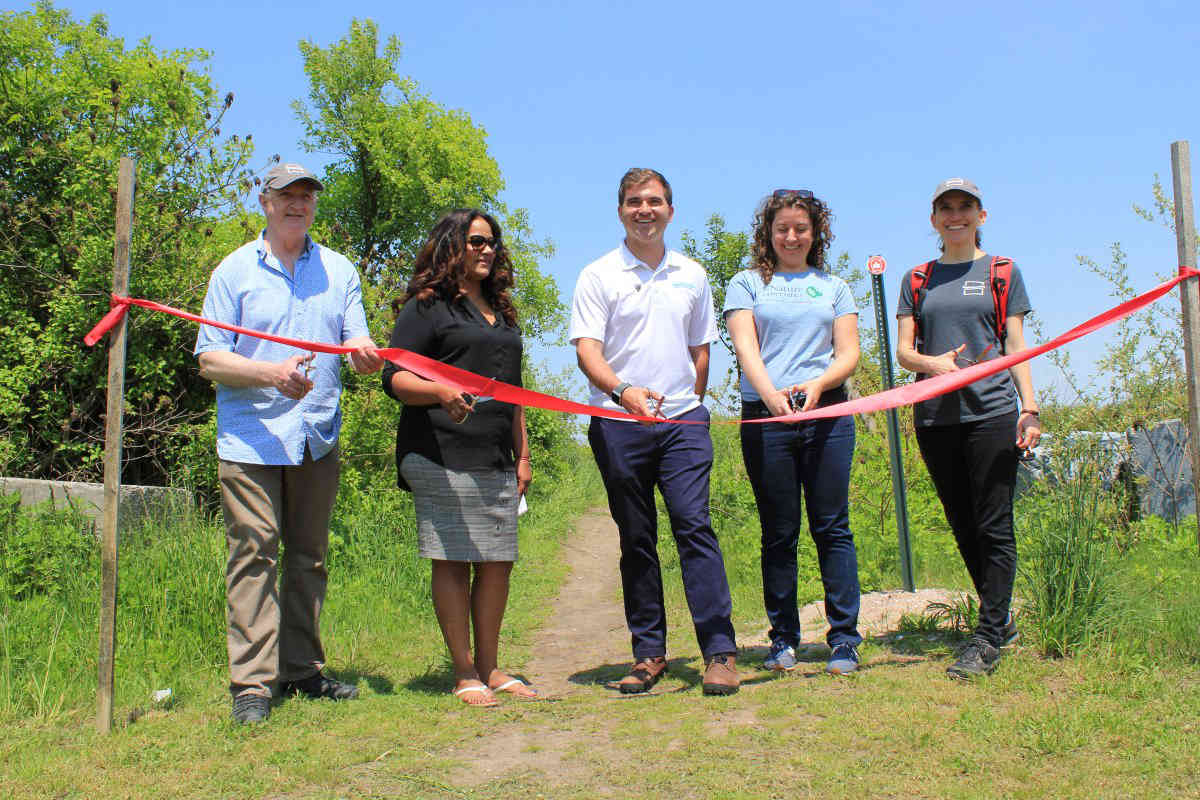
[611,381,632,405]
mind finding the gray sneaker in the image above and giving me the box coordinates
[947,636,1000,680]
[763,639,798,672]
[825,643,860,675]
[231,694,270,725]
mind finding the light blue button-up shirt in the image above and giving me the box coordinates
[194,233,370,466]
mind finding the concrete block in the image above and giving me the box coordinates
[0,477,192,530]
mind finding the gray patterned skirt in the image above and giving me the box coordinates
[399,453,519,562]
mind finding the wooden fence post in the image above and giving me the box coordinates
[97,157,135,733]
[1169,142,1200,557]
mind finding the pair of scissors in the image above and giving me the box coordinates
[955,342,995,366]
[456,376,498,424]
[653,395,666,418]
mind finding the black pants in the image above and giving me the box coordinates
[914,410,1018,647]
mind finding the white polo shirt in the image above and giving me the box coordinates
[569,243,718,420]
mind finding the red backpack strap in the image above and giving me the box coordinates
[989,256,1013,352]
[910,261,935,347]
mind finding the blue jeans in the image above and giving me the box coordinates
[588,405,737,660]
[740,403,861,649]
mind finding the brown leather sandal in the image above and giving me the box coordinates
[618,656,668,694]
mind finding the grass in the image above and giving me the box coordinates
[1018,452,1116,657]
[2,425,1199,798]
[899,592,980,636]
[0,441,602,797]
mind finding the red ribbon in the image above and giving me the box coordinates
[84,266,1200,424]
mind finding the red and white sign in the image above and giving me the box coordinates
[867,255,887,275]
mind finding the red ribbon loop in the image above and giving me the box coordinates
[83,296,134,347]
[82,268,1192,424]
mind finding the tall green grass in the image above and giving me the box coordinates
[674,418,1198,669]
[0,439,603,725]
[1017,455,1116,658]
[0,496,229,722]
[1096,514,1200,666]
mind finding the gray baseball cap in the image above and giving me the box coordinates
[262,162,324,192]
[932,177,982,204]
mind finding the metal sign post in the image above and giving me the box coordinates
[868,255,915,591]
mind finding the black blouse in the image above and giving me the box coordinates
[382,295,523,490]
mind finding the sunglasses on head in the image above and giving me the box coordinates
[466,234,498,249]
[772,189,814,200]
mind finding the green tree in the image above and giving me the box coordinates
[0,1,260,484]
[293,20,564,343]
[293,19,573,507]
[679,214,749,362]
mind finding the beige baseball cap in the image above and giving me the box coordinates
[932,177,982,204]
[262,162,324,191]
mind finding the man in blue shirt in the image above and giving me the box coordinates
[195,161,383,724]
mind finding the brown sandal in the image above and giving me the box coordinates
[618,657,668,694]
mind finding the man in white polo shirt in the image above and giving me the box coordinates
[569,168,739,696]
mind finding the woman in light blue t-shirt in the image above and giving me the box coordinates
[723,190,863,675]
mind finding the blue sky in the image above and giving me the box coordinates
[39,0,1200,404]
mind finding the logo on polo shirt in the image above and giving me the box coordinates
[672,281,696,290]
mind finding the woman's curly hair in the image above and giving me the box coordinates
[750,192,834,283]
[393,209,518,326]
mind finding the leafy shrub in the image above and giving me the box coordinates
[0,2,261,486]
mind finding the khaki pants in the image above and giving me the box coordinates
[218,444,340,698]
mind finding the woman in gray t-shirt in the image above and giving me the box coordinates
[896,178,1042,680]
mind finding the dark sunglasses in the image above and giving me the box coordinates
[772,189,814,199]
[466,234,499,249]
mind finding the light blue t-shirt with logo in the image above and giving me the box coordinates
[722,268,857,402]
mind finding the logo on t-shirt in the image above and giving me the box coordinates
[806,286,823,298]
[962,280,986,296]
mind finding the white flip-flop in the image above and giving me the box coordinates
[453,684,499,707]
[490,678,539,700]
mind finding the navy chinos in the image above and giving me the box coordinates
[587,405,737,661]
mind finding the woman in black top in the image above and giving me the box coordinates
[896,178,1042,680]
[382,209,533,706]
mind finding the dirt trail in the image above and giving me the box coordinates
[523,509,960,692]
[350,509,963,795]
[522,509,628,697]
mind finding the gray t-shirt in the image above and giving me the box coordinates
[896,255,1032,427]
